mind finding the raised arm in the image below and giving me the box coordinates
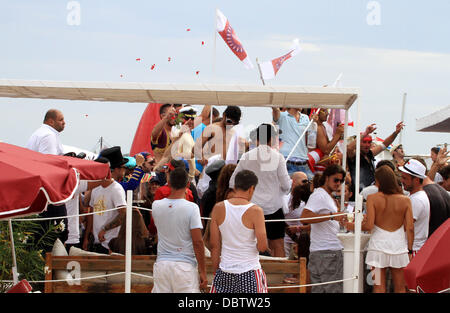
[151,107,175,142]
[428,147,449,180]
[317,124,344,155]
[371,122,404,156]
[347,123,377,159]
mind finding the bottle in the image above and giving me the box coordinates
[307,122,317,149]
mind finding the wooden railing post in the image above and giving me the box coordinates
[299,257,307,293]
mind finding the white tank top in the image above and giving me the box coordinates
[219,200,261,274]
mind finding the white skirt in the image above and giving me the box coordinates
[366,251,410,269]
[365,225,410,269]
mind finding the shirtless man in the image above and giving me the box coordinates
[316,109,344,156]
[151,104,177,163]
[194,106,242,164]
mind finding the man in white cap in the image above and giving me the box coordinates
[399,159,430,257]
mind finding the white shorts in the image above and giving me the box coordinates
[152,260,200,293]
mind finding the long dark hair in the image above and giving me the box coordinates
[376,166,402,195]
[290,183,312,211]
[216,164,237,202]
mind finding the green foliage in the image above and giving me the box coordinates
[0,218,60,293]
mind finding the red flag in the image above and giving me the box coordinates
[216,9,253,69]
[259,39,301,80]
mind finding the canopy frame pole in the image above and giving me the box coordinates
[353,93,362,293]
[285,118,315,161]
[399,92,407,145]
[8,219,19,285]
[340,109,349,211]
[125,190,133,293]
[255,58,266,86]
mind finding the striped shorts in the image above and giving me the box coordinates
[210,268,268,293]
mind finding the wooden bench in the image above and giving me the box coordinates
[44,253,307,293]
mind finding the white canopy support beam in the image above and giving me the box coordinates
[0,79,358,109]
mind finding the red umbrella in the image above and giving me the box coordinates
[0,142,110,219]
[404,218,450,293]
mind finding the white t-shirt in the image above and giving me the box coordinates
[89,181,127,250]
[26,124,64,155]
[152,198,203,266]
[284,198,306,245]
[410,190,430,251]
[304,187,343,252]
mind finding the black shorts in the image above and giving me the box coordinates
[264,208,286,240]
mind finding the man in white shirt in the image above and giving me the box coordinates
[229,123,291,257]
[152,167,207,293]
[82,147,128,254]
[27,109,67,250]
[399,159,431,255]
[301,164,347,293]
[27,109,65,155]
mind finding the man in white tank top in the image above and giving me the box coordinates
[209,170,269,293]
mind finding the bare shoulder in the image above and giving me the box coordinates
[247,204,264,216]
[211,201,226,215]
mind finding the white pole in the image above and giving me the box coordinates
[8,219,19,285]
[399,93,407,145]
[285,118,315,161]
[340,109,349,211]
[125,190,133,293]
[212,9,218,84]
[255,58,266,86]
[353,93,362,293]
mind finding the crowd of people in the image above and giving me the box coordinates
[25,106,450,293]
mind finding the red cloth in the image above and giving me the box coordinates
[147,185,195,235]
[129,103,162,156]
[0,142,110,220]
[404,218,450,293]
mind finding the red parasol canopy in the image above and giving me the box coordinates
[404,218,450,293]
[129,103,162,156]
[0,142,110,220]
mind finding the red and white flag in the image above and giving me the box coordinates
[216,9,254,69]
[259,39,301,80]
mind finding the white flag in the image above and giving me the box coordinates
[216,9,254,69]
[259,38,301,80]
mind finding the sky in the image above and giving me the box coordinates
[1,0,449,155]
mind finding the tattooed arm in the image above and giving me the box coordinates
[98,206,126,242]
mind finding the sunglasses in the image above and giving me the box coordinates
[333,178,345,184]
[183,116,195,121]
[301,179,309,184]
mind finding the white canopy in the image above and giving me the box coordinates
[416,105,450,133]
[0,79,358,109]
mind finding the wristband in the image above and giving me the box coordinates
[408,249,413,254]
